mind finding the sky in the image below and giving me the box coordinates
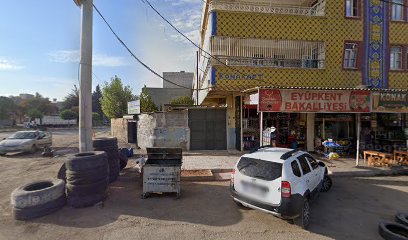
[0,0,202,101]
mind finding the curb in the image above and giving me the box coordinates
[181,168,408,181]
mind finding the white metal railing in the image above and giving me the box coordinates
[209,0,325,17]
[210,36,325,69]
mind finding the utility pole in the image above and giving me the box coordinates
[196,51,199,106]
[75,0,93,152]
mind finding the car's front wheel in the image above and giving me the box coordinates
[29,145,37,154]
[321,175,332,192]
[294,199,310,229]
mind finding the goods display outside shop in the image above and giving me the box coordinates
[243,88,407,161]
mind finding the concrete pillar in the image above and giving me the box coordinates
[78,0,93,152]
[226,95,236,149]
[307,113,315,152]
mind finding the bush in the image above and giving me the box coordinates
[60,109,78,120]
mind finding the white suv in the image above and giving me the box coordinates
[230,147,332,229]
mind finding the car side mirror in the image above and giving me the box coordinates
[2,138,5,140]
[318,162,326,167]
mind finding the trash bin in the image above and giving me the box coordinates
[142,147,182,199]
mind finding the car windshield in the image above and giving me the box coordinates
[237,157,282,181]
[8,132,38,140]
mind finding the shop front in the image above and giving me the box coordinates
[359,91,408,154]
[242,88,371,155]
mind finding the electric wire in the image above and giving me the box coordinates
[141,0,267,84]
[93,4,210,91]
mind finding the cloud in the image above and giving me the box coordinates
[49,50,129,67]
[0,58,24,70]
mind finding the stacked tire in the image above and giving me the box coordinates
[11,179,65,220]
[65,151,109,208]
[93,138,120,183]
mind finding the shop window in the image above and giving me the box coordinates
[345,0,360,18]
[297,155,311,175]
[391,0,404,21]
[390,46,402,70]
[291,160,302,177]
[343,43,358,69]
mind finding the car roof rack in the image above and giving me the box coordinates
[280,149,301,160]
[249,145,272,153]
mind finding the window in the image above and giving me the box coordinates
[291,160,302,177]
[390,46,402,70]
[297,155,311,175]
[346,0,359,17]
[237,157,282,181]
[344,43,358,69]
[391,0,404,21]
[305,155,319,170]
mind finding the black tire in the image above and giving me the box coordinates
[294,199,310,229]
[11,179,65,209]
[378,221,408,240]
[320,175,332,192]
[57,163,66,182]
[66,164,109,180]
[396,213,408,227]
[66,178,108,197]
[119,151,128,170]
[12,195,66,220]
[66,173,109,185]
[67,191,107,208]
[93,138,118,149]
[65,151,108,171]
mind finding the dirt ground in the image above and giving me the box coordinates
[0,130,408,240]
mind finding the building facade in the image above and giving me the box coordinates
[146,71,194,110]
[194,0,408,152]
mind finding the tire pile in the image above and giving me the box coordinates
[65,151,109,208]
[93,138,120,183]
[11,179,66,220]
[379,212,408,240]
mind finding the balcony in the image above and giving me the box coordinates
[208,0,326,17]
[210,36,326,69]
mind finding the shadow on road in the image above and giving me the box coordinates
[33,166,243,228]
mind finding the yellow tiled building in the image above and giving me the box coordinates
[194,0,408,151]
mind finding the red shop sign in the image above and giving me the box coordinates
[258,89,370,113]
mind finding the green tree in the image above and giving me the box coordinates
[170,96,194,105]
[92,84,103,116]
[27,109,43,120]
[140,85,158,113]
[92,112,102,125]
[62,85,79,110]
[60,109,78,120]
[0,97,17,120]
[19,93,57,118]
[100,76,136,119]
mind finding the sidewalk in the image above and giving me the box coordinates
[177,151,408,181]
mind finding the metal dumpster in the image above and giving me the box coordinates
[142,147,182,199]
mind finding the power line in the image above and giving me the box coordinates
[141,0,265,84]
[93,4,210,91]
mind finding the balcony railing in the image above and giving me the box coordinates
[210,36,326,69]
[213,57,325,69]
[209,0,325,17]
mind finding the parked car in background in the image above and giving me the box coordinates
[0,131,52,155]
[230,147,332,229]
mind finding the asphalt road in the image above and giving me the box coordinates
[0,150,406,240]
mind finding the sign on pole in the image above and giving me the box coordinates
[128,100,141,115]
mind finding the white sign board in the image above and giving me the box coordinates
[128,100,140,115]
